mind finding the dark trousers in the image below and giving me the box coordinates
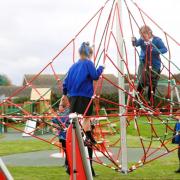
[137,83,156,102]
[137,62,160,103]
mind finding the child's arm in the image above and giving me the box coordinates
[132,37,143,47]
[87,61,104,80]
[151,38,168,55]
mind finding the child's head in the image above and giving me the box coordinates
[139,25,153,42]
[59,97,70,112]
[79,42,90,59]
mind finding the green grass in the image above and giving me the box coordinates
[8,152,180,180]
[9,166,69,180]
[0,140,56,156]
[108,116,174,138]
[0,134,4,138]
[101,116,175,149]
[104,116,172,134]
[126,116,174,137]
[0,116,176,156]
[1,116,179,179]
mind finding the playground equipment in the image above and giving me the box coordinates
[66,113,93,180]
[22,119,38,137]
[0,158,13,180]
[0,0,180,178]
[0,95,6,134]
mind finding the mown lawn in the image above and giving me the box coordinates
[0,134,4,139]
[0,116,176,156]
[8,152,180,180]
[0,140,56,156]
[1,115,179,179]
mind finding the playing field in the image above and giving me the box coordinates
[1,116,179,180]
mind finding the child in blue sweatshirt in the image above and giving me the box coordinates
[62,42,104,176]
[62,42,104,116]
[132,25,168,104]
[172,110,180,173]
[52,98,70,174]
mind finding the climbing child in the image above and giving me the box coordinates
[172,109,180,173]
[51,97,70,174]
[62,42,105,176]
[132,25,168,105]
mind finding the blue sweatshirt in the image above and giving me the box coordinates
[63,59,104,98]
[134,36,168,70]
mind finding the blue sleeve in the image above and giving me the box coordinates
[87,61,104,80]
[152,38,168,55]
[134,38,143,47]
[63,74,68,95]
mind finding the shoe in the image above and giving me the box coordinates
[92,170,99,177]
[92,173,99,177]
[175,169,180,173]
[65,167,70,175]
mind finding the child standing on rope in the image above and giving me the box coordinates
[62,42,105,177]
[132,25,168,105]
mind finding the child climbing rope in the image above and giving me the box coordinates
[132,25,168,106]
[62,42,105,177]
[51,97,70,174]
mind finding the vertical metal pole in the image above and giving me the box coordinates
[116,0,128,173]
[170,80,174,115]
[172,79,180,104]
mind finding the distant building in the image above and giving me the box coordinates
[23,74,119,96]
[0,74,179,100]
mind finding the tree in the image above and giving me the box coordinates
[0,74,12,86]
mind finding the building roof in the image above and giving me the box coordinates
[23,74,119,95]
[23,74,66,87]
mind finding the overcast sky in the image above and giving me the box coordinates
[0,0,179,85]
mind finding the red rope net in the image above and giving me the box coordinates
[0,0,180,173]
